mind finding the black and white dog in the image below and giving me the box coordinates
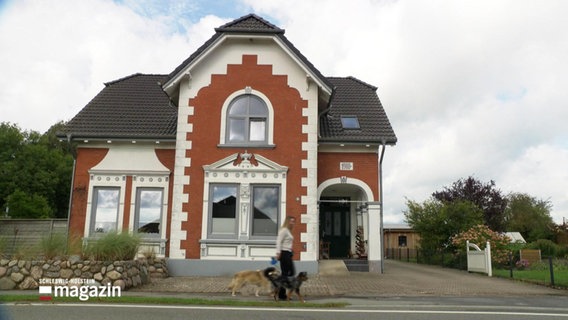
[263,268,308,303]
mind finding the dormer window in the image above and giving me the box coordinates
[226,94,268,144]
[340,115,360,129]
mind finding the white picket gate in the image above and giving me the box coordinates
[466,241,492,277]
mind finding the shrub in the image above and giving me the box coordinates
[84,232,140,261]
[515,259,530,270]
[451,224,511,266]
[0,237,7,258]
[5,189,54,218]
[11,244,39,260]
[559,245,568,259]
[39,232,68,259]
[526,239,559,257]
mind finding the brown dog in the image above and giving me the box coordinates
[228,267,278,296]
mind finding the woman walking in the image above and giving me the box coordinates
[275,216,296,300]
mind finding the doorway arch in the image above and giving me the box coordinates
[317,178,374,259]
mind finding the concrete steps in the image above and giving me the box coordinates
[343,259,369,272]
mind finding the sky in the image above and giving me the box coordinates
[1,0,567,225]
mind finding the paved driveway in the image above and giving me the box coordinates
[132,259,565,297]
[313,259,564,297]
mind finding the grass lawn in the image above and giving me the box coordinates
[493,268,568,288]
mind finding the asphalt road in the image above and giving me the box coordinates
[3,259,567,319]
[5,296,568,320]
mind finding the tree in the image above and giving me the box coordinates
[404,198,483,253]
[432,176,508,232]
[0,123,25,210]
[505,193,555,242]
[6,189,53,218]
[0,122,74,218]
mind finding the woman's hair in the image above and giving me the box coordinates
[281,216,296,230]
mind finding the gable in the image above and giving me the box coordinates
[162,14,332,101]
[90,144,170,175]
[203,152,288,174]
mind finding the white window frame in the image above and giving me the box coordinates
[219,88,275,147]
[84,174,127,237]
[129,175,170,240]
[201,153,288,245]
[207,183,239,239]
[133,187,164,238]
[250,184,281,238]
[89,187,120,235]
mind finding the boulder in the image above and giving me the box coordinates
[0,278,16,290]
[10,272,24,283]
[113,279,126,290]
[68,255,81,265]
[106,270,122,281]
[94,273,103,282]
[60,268,73,279]
[30,266,43,280]
[18,277,38,290]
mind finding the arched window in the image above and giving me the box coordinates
[226,94,268,144]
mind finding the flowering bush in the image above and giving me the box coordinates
[515,259,530,270]
[451,224,511,266]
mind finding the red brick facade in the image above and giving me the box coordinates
[179,55,309,258]
[318,152,380,200]
[68,148,109,238]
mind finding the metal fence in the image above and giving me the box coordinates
[0,219,68,256]
[505,254,567,287]
[387,246,567,288]
[386,247,468,270]
[385,247,418,262]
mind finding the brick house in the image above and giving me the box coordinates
[60,14,397,275]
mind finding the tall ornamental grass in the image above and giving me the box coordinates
[84,232,140,261]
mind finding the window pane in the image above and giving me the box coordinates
[92,188,119,234]
[228,98,247,115]
[211,185,237,235]
[249,119,266,141]
[228,118,245,142]
[248,96,267,115]
[340,116,360,129]
[137,189,162,236]
[226,94,268,144]
[398,235,407,247]
[252,186,279,236]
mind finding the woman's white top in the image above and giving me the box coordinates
[276,227,293,254]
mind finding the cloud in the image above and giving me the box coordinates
[1,0,567,224]
[0,0,224,133]
[245,0,568,224]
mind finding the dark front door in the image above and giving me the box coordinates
[320,198,351,258]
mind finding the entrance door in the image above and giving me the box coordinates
[319,199,351,258]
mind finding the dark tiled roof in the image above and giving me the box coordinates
[319,77,397,145]
[164,14,333,91]
[60,15,396,145]
[215,13,284,33]
[60,74,177,140]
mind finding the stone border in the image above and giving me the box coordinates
[0,256,168,290]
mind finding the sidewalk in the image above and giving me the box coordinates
[129,260,566,299]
